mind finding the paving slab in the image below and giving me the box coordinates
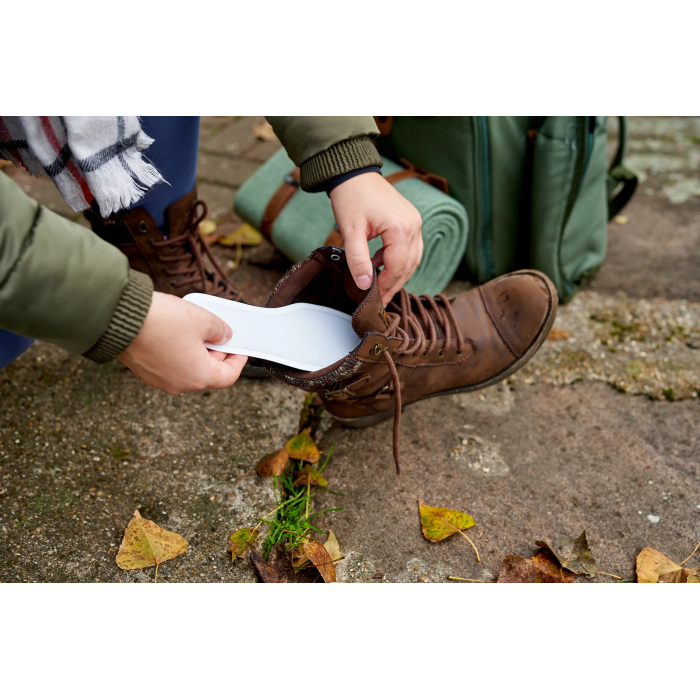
[1,117,699,583]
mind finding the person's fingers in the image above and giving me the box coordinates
[190,303,233,345]
[203,353,247,389]
[207,349,229,361]
[342,226,374,290]
[371,247,385,270]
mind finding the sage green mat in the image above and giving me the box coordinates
[234,149,469,296]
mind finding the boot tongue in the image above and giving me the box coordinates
[347,269,390,337]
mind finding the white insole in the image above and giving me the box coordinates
[184,293,360,372]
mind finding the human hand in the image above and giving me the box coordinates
[118,292,248,394]
[329,172,423,305]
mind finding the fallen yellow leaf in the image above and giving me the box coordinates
[419,500,475,542]
[218,223,263,248]
[116,510,188,572]
[227,528,258,560]
[199,219,218,236]
[636,547,700,583]
[286,428,320,463]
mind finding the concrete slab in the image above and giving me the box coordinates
[1,116,699,583]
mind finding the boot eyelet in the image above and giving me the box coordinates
[421,352,427,358]
[138,221,148,234]
[372,344,382,355]
[437,349,444,358]
[455,350,463,357]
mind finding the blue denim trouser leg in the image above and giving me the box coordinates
[0,330,35,370]
[136,116,201,229]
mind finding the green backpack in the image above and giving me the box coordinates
[375,116,637,302]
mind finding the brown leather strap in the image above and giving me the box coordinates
[259,167,301,242]
[385,158,449,195]
[374,116,394,137]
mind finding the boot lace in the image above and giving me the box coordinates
[381,289,465,474]
[151,200,242,300]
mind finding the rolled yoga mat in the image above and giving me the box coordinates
[234,149,469,296]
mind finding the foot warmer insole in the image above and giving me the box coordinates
[184,293,360,372]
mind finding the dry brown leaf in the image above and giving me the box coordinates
[255,448,290,478]
[116,510,188,571]
[547,327,570,340]
[323,530,341,564]
[286,428,320,463]
[250,543,294,583]
[292,467,328,488]
[636,547,700,583]
[303,539,336,582]
[497,552,575,583]
[218,223,263,247]
[535,530,597,576]
[252,120,277,141]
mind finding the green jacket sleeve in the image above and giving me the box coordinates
[0,171,153,362]
[266,117,382,192]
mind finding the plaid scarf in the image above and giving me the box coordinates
[0,116,164,217]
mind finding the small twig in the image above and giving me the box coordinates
[447,576,495,583]
[235,471,256,481]
[679,541,700,566]
[154,562,159,584]
[596,571,622,580]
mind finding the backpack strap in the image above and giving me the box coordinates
[607,116,638,220]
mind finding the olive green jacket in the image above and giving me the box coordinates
[0,117,378,364]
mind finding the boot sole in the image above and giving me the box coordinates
[328,274,559,428]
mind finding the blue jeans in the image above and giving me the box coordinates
[0,116,201,369]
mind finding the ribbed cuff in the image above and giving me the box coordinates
[83,269,154,364]
[301,137,382,192]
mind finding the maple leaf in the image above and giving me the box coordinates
[116,510,188,576]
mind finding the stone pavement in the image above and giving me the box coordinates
[1,117,699,583]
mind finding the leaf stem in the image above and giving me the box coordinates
[596,571,622,579]
[679,541,700,566]
[447,576,495,582]
[154,562,159,584]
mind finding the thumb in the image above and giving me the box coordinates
[342,226,374,290]
[195,306,233,345]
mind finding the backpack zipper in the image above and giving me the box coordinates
[559,116,594,298]
[473,116,494,281]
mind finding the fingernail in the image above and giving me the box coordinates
[355,274,371,290]
[224,323,233,341]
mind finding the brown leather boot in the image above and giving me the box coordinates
[263,247,558,471]
[86,188,272,377]
[85,187,242,301]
